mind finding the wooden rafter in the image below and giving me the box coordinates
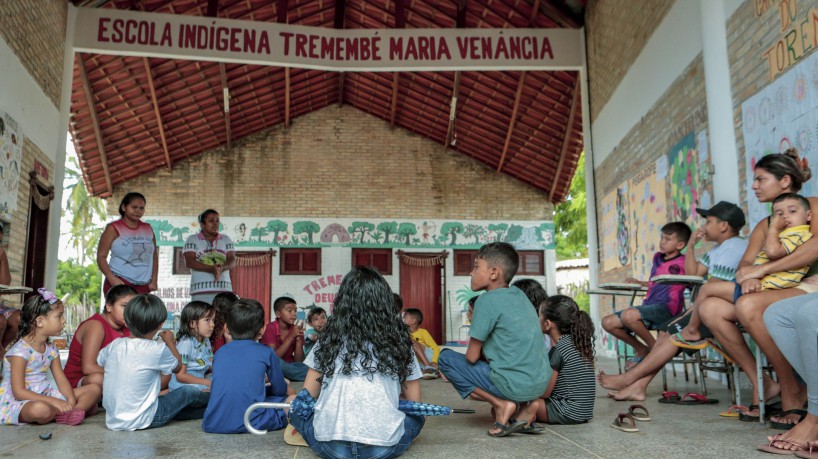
[549,79,581,201]
[389,0,407,127]
[142,58,172,171]
[335,0,347,106]
[219,63,232,150]
[78,54,113,197]
[496,72,527,172]
[284,67,291,129]
[444,0,467,146]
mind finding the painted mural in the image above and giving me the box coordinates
[600,190,619,271]
[145,217,556,250]
[668,133,699,230]
[628,160,667,281]
[0,110,22,220]
[742,47,818,227]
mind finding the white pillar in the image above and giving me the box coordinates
[580,27,600,329]
[700,0,739,203]
[45,5,77,290]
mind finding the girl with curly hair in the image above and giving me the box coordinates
[289,266,425,459]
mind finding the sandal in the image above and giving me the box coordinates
[658,391,681,404]
[796,442,818,458]
[758,434,807,455]
[670,332,709,350]
[740,405,761,422]
[771,410,808,431]
[720,404,749,418]
[517,421,545,435]
[628,404,651,421]
[610,413,639,432]
[674,392,719,405]
[487,420,527,437]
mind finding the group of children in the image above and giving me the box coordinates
[0,241,595,458]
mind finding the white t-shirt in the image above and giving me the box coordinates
[699,236,749,281]
[182,232,235,296]
[98,337,178,431]
[305,343,422,446]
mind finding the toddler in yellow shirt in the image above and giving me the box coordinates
[403,308,440,379]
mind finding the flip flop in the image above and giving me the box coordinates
[610,413,639,432]
[628,404,651,421]
[796,444,818,458]
[487,420,527,437]
[758,434,807,455]
[771,410,808,431]
[740,404,761,422]
[283,424,308,446]
[707,339,735,364]
[517,421,545,435]
[658,391,681,404]
[674,392,719,405]
[720,404,749,418]
[669,332,709,350]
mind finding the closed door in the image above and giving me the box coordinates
[399,254,444,344]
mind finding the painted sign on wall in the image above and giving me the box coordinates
[0,110,22,220]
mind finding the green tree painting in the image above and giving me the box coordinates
[397,222,417,245]
[348,221,375,243]
[294,221,321,244]
[266,220,288,244]
[250,225,269,242]
[488,223,508,242]
[441,222,464,245]
[170,226,189,242]
[377,221,398,244]
[463,224,486,244]
[149,220,174,242]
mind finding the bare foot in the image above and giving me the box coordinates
[488,399,518,435]
[771,414,818,447]
[598,371,627,391]
[608,384,646,402]
[764,377,781,403]
[678,326,702,343]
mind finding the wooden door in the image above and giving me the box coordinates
[399,253,444,344]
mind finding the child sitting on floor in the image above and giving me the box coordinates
[289,266,425,458]
[169,301,216,392]
[303,307,327,357]
[210,291,239,354]
[98,294,209,431]
[203,298,294,434]
[601,222,691,367]
[438,242,549,437]
[0,289,101,425]
[402,308,440,379]
[511,278,552,351]
[672,194,811,348]
[63,285,136,389]
[533,295,596,425]
[260,295,308,381]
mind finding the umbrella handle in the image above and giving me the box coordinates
[243,402,292,435]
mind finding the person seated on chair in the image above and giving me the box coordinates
[402,308,440,379]
[598,201,747,402]
[672,194,811,349]
[600,222,692,369]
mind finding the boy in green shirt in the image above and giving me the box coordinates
[438,242,551,437]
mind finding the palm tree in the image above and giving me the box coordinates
[63,156,106,265]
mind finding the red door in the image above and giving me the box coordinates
[231,252,273,323]
[399,253,444,344]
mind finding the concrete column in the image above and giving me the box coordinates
[701,0,740,203]
[45,5,77,290]
[580,27,600,329]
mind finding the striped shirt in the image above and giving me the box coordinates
[547,334,595,423]
[757,225,812,289]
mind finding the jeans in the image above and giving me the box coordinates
[281,359,309,381]
[148,385,210,428]
[437,349,504,400]
[290,408,424,459]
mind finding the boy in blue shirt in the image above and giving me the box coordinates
[203,299,295,433]
[439,242,550,437]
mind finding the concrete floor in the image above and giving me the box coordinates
[0,356,782,458]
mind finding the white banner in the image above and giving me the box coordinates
[73,7,582,71]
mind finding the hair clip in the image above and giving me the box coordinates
[37,288,59,305]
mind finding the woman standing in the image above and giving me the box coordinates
[183,209,236,304]
[97,192,158,295]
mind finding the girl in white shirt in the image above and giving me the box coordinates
[290,266,424,459]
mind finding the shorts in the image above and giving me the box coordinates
[545,401,588,425]
[614,304,675,330]
[0,303,18,319]
[733,283,743,303]
[658,309,713,355]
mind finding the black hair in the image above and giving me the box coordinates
[392,293,404,315]
[124,294,168,338]
[118,192,146,217]
[512,278,548,313]
[198,209,219,224]
[755,148,812,192]
[211,291,239,341]
[313,267,415,386]
[273,295,296,313]
[16,292,62,343]
[467,296,478,309]
[476,242,519,284]
[403,308,423,324]
[307,307,327,323]
[772,192,811,212]
[540,295,595,365]
[226,298,265,340]
[661,222,692,247]
[176,301,216,341]
[105,284,137,308]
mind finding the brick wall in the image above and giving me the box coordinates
[584,0,675,122]
[594,54,707,314]
[108,105,553,220]
[0,0,67,107]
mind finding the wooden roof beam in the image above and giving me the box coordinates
[389,0,408,127]
[219,63,232,150]
[549,79,581,201]
[496,72,526,172]
[335,0,347,106]
[142,58,172,171]
[78,54,113,197]
[444,0,467,145]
